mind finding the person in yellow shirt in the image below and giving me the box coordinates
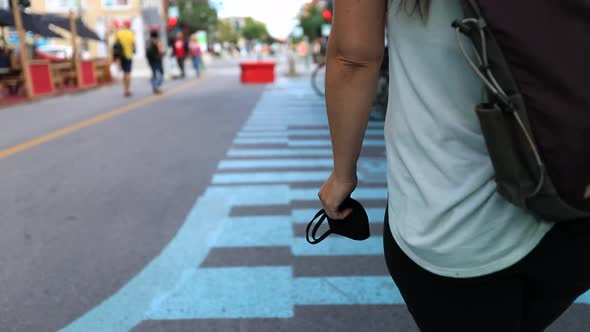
[113,20,135,97]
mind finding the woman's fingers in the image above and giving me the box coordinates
[328,207,353,220]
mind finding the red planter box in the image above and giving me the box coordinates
[80,60,97,87]
[29,60,54,97]
[240,61,276,84]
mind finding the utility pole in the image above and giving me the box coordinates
[70,11,83,88]
[10,0,32,98]
[77,0,89,51]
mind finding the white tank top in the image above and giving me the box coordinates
[384,0,553,278]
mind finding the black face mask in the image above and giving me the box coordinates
[306,197,370,244]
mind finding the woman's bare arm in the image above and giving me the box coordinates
[319,0,387,219]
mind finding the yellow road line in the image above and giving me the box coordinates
[0,76,212,160]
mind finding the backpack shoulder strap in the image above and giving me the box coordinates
[464,0,482,16]
[454,0,552,209]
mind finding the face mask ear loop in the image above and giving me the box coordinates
[306,210,325,244]
[306,210,332,244]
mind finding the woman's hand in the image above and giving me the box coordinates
[318,171,358,220]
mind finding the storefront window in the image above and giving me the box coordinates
[45,0,79,12]
[102,0,130,10]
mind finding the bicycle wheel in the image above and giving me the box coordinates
[311,63,326,97]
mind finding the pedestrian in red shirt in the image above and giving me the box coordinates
[173,32,186,78]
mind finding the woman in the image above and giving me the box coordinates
[188,36,202,77]
[318,1,590,331]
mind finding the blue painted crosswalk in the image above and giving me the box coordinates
[293,276,402,305]
[292,208,387,223]
[146,267,294,319]
[237,128,384,137]
[213,171,332,184]
[232,138,385,147]
[291,238,384,256]
[227,148,333,157]
[62,77,590,332]
[218,159,334,169]
[213,216,292,247]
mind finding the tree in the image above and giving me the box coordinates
[297,3,325,40]
[177,0,218,33]
[217,19,239,44]
[241,17,269,41]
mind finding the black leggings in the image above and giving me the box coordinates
[383,211,590,332]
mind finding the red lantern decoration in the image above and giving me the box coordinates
[322,9,332,22]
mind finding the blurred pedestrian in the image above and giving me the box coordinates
[188,36,202,78]
[173,32,186,78]
[318,1,589,331]
[32,34,45,58]
[113,20,135,97]
[146,30,164,94]
[298,37,310,70]
[0,46,11,78]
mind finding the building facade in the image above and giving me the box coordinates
[29,0,163,58]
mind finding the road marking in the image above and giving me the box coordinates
[237,128,384,137]
[0,76,211,160]
[213,216,293,247]
[233,137,289,145]
[292,208,386,223]
[145,270,401,320]
[228,148,333,157]
[291,237,384,256]
[291,187,387,200]
[212,171,332,184]
[218,159,333,169]
[232,138,385,147]
[288,139,385,147]
[146,267,294,320]
[294,276,401,305]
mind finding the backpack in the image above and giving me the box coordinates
[112,39,123,60]
[453,0,590,222]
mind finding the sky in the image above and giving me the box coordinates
[215,0,309,38]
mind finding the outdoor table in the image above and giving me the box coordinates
[93,59,111,84]
[0,72,24,97]
[51,61,77,88]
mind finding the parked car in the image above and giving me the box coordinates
[35,45,90,62]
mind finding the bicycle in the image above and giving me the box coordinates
[311,61,326,97]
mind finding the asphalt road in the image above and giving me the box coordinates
[0,67,265,331]
[0,61,588,332]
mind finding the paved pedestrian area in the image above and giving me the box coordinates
[61,77,590,332]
